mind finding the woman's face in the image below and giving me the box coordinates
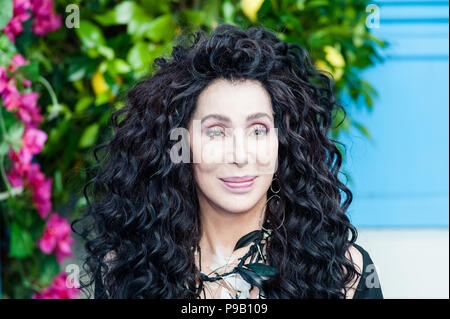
[188,78,279,213]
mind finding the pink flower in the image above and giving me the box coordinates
[38,213,74,263]
[1,79,21,112]
[22,126,47,154]
[7,127,47,169]
[32,273,81,299]
[30,0,61,36]
[7,148,30,175]
[27,163,52,218]
[8,54,29,72]
[6,169,23,187]
[0,67,7,93]
[33,177,53,218]
[17,92,44,125]
[1,0,32,42]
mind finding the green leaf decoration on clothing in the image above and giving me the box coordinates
[236,267,264,290]
[244,263,279,277]
[233,230,262,251]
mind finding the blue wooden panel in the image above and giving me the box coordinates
[340,1,449,227]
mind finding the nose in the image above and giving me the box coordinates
[233,128,248,166]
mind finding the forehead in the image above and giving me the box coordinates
[194,78,273,120]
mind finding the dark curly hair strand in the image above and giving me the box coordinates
[71,23,359,299]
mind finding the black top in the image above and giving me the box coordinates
[94,243,383,299]
[351,243,384,299]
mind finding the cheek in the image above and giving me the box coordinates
[251,135,278,175]
[192,161,222,195]
[193,161,219,177]
[200,138,232,164]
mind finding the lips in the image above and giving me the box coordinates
[220,176,257,183]
[220,176,257,190]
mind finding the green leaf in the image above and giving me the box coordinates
[18,61,40,82]
[40,254,60,286]
[67,57,99,82]
[8,121,24,140]
[47,103,71,121]
[67,68,85,82]
[54,170,63,193]
[76,20,106,48]
[127,10,154,38]
[144,14,176,43]
[111,58,131,74]
[94,91,110,106]
[222,2,235,24]
[332,107,350,132]
[236,267,263,290]
[74,96,93,113]
[97,45,115,60]
[114,1,140,24]
[94,10,117,26]
[202,0,220,29]
[0,0,13,30]
[180,9,204,27]
[95,1,142,27]
[7,121,24,152]
[353,121,372,140]
[245,263,279,277]
[0,139,9,156]
[79,123,99,148]
[127,41,151,72]
[10,221,34,258]
[233,230,261,251]
[306,0,329,8]
[0,33,14,52]
[140,0,171,15]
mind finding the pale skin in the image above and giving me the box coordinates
[188,77,277,298]
[187,77,364,299]
[103,78,364,298]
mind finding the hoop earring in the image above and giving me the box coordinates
[258,177,285,232]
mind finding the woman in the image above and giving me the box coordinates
[72,23,383,299]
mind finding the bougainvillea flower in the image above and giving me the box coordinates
[22,126,47,155]
[30,0,62,36]
[26,163,52,218]
[32,177,52,218]
[38,213,74,262]
[1,0,32,42]
[32,272,80,299]
[8,53,29,72]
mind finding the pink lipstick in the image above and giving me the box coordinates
[220,176,257,189]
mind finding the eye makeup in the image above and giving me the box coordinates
[203,122,270,138]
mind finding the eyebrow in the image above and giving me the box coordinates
[200,112,274,124]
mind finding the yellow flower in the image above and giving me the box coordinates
[241,0,264,22]
[315,46,346,81]
[315,59,343,81]
[324,45,345,69]
[91,68,109,95]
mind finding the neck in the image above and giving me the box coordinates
[197,191,268,260]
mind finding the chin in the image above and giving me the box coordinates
[216,196,259,213]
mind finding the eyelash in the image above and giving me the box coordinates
[205,124,269,138]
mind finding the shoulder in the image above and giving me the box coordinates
[343,244,364,299]
[346,243,384,299]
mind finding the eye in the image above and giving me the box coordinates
[249,124,269,137]
[205,126,225,139]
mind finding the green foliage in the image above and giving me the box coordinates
[1,0,386,298]
[10,221,34,258]
[0,107,25,153]
[0,0,13,30]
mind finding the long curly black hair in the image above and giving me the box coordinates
[71,23,360,299]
